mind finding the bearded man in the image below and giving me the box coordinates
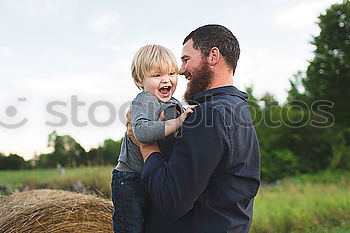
[129,24,261,233]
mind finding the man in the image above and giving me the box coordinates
[128,24,260,233]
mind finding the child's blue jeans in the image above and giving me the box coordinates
[111,168,149,233]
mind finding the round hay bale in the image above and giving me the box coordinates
[0,189,113,233]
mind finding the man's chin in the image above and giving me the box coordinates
[184,81,210,103]
[183,58,213,103]
[184,87,196,103]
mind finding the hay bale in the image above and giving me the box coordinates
[0,189,113,233]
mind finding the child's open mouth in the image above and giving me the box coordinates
[158,86,171,98]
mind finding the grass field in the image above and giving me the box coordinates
[0,166,114,198]
[250,172,350,233]
[0,168,349,233]
[308,223,350,233]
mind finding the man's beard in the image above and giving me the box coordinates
[184,58,213,103]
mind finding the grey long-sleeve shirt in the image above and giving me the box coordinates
[116,91,183,174]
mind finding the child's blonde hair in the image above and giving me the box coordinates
[131,45,178,89]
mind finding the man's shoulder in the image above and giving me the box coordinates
[202,91,248,115]
[186,103,223,128]
[196,93,250,127]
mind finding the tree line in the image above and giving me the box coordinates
[1,1,349,182]
[0,131,122,170]
[254,1,350,181]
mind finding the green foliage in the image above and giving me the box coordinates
[0,131,122,170]
[307,222,350,233]
[290,170,350,185]
[32,131,122,169]
[250,170,350,233]
[303,0,350,126]
[250,86,339,180]
[287,71,307,105]
[99,138,122,165]
[261,149,300,182]
[85,138,122,166]
[251,182,350,233]
[0,153,28,170]
[330,128,350,169]
[46,131,87,167]
[249,0,350,180]
[246,86,263,128]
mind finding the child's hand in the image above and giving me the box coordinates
[163,105,197,137]
[158,111,165,121]
[179,105,197,123]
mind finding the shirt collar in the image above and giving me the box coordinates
[193,85,248,104]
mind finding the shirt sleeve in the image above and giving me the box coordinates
[141,105,226,220]
[131,92,165,144]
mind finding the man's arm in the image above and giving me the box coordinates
[140,106,226,220]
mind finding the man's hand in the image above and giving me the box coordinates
[126,107,160,161]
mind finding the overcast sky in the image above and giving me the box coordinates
[0,0,343,160]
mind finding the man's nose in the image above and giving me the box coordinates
[179,63,185,75]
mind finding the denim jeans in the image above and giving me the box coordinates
[111,168,149,233]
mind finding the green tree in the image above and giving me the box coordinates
[261,149,300,182]
[46,131,87,167]
[287,71,307,106]
[246,87,263,128]
[86,138,122,166]
[99,138,122,165]
[261,92,279,109]
[0,153,27,170]
[330,127,350,169]
[303,0,350,126]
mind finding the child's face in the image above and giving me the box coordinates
[140,71,178,102]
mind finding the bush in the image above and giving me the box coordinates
[261,149,300,182]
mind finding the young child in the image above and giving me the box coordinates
[111,45,194,233]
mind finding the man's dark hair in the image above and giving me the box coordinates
[183,24,240,74]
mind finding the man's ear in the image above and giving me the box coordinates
[207,47,220,66]
[134,79,143,90]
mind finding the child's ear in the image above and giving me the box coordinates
[134,79,143,89]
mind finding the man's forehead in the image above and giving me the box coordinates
[181,39,196,56]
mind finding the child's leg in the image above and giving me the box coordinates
[111,168,149,233]
[111,168,120,232]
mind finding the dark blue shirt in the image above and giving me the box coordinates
[141,86,261,233]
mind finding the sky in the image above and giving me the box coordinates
[0,0,343,160]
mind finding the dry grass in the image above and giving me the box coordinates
[0,189,113,233]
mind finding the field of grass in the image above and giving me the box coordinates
[0,168,349,232]
[251,173,350,233]
[0,166,114,198]
[308,222,350,233]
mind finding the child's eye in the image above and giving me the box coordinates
[151,74,161,77]
[169,72,176,76]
